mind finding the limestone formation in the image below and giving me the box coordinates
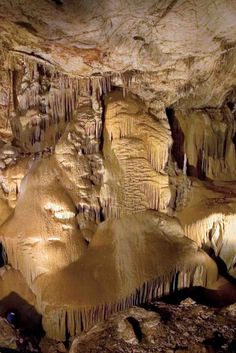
[0,0,235,342]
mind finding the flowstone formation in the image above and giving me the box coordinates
[0,0,235,341]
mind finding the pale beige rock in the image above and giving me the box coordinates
[176,180,236,276]
[101,91,172,217]
[0,0,235,343]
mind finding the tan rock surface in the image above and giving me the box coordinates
[0,0,235,343]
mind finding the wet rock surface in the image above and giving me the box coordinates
[70,300,236,353]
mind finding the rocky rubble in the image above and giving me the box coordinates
[0,316,17,349]
[0,284,235,353]
[70,300,236,353]
[0,316,67,353]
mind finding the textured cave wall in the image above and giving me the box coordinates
[167,105,236,180]
[0,0,235,341]
[0,60,220,339]
[101,91,172,217]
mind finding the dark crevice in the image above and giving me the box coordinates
[99,208,105,222]
[52,0,64,4]
[232,132,236,147]
[97,197,105,223]
[227,101,234,111]
[12,70,19,111]
[0,243,7,267]
[143,280,236,308]
[203,332,228,351]
[166,107,185,169]
[202,245,236,284]
[133,36,145,42]
[64,312,70,348]
[0,348,19,353]
[187,149,206,180]
[99,94,106,153]
[0,292,45,339]
[126,317,143,342]
[15,21,38,35]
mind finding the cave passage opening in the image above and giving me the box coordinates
[0,292,45,340]
[165,107,185,171]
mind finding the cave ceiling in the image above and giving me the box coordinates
[0,0,236,108]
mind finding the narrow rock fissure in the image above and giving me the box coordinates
[0,244,7,267]
[126,317,143,342]
[166,107,185,170]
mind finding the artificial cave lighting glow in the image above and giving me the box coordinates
[48,237,61,242]
[54,211,75,220]
[44,203,64,212]
[0,0,235,342]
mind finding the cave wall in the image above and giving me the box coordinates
[0,54,235,340]
[168,106,236,180]
[0,0,235,341]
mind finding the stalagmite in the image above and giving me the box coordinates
[32,211,217,340]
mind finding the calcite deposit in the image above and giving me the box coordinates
[0,0,235,342]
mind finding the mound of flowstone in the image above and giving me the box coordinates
[32,211,217,339]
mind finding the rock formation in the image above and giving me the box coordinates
[69,300,236,353]
[0,0,235,341]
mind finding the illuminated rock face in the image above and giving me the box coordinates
[0,0,235,341]
[102,91,172,217]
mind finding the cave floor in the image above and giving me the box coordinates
[68,299,236,353]
[1,298,235,353]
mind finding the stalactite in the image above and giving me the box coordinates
[100,198,121,219]
[40,262,213,340]
[146,144,169,172]
[1,237,45,286]
[77,204,102,224]
[4,53,116,153]
[182,211,236,276]
[120,71,134,97]
[174,108,236,180]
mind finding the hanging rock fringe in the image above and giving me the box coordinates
[5,52,117,151]
[40,264,209,340]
